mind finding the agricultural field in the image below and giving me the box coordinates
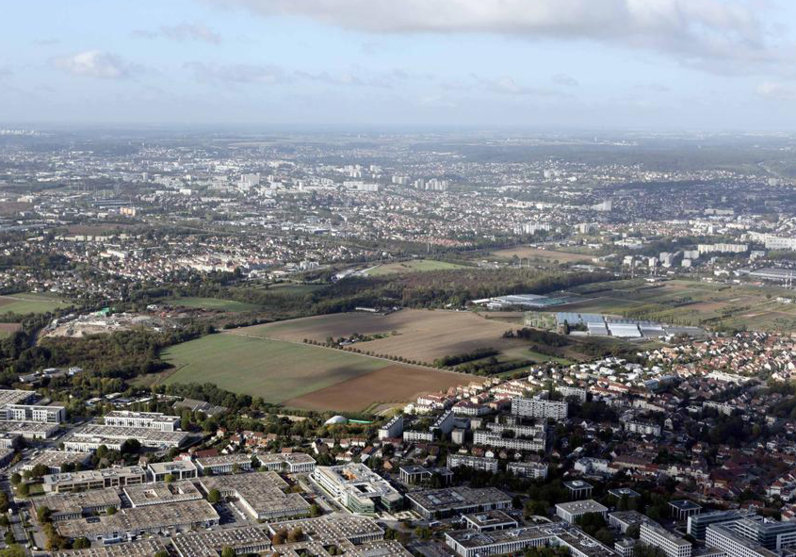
[366,259,467,276]
[157,332,476,412]
[237,309,527,364]
[168,297,262,313]
[283,364,481,413]
[552,279,796,332]
[491,246,596,264]
[0,293,71,316]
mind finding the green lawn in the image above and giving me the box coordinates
[159,333,392,403]
[0,292,71,316]
[366,259,466,276]
[168,297,261,313]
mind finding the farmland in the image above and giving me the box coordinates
[157,332,477,412]
[366,259,467,276]
[236,309,526,364]
[283,364,481,413]
[553,279,796,332]
[0,292,72,316]
[168,296,262,313]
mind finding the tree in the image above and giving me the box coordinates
[4,531,15,546]
[310,503,321,517]
[288,527,304,543]
[16,484,28,497]
[273,529,288,545]
[0,545,26,557]
[164,474,175,483]
[9,474,20,486]
[96,445,108,459]
[73,537,91,549]
[221,548,236,557]
[208,488,221,504]
[37,506,52,524]
[107,506,117,515]
[120,438,141,455]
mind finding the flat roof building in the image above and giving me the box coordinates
[313,463,403,514]
[407,487,512,519]
[640,522,693,557]
[200,471,312,521]
[556,500,608,524]
[42,466,148,494]
[146,460,198,483]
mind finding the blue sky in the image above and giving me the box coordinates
[3,0,796,130]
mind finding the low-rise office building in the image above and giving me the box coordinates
[313,463,403,514]
[103,410,180,432]
[146,460,198,482]
[42,466,148,494]
[408,487,512,519]
[196,454,252,475]
[555,500,608,524]
[256,452,316,474]
[640,523,693,557]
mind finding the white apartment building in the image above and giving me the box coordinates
[447,455,499,473]
[511,398,568,420]
[378,415,403,440]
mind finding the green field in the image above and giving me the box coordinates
[366,259,466,276]
[168,297,261,312]
[0,293,71,316]
[265,283,324,296]
[159,333,392,403]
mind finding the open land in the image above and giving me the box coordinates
[366,259,467,276]
[491,246,596,264]
[168,297,262,313]
[0,323,21,338]
[158,332,477,411]
[0,293,71,316]
[283,364,481,413]
[555,279,796,332]
[233,309,526,363]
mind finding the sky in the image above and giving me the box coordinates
[3,0,796,130]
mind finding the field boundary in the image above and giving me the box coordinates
[223,330,472,377]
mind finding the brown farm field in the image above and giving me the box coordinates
[283,364,482,413]
[491,246,595,263]
[235,309,525,363]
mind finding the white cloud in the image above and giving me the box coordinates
[471,74,565,98]
[756,81,796,101]
[53,51,137,79]
[203,0,789,74]
[132,23,222,44]
[552,73,579,87]
[184,62,290,84]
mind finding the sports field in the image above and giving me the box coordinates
[0,293,71,316]
[366,259,466,276]
[158,332,476,412]
[237,309,525,363]
[168,297,261,312]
